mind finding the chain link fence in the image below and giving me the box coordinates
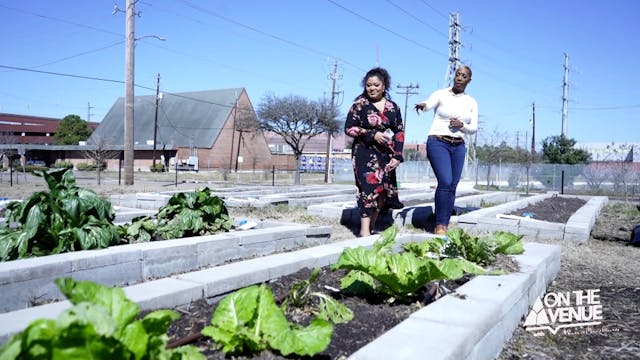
[333,159,640,200]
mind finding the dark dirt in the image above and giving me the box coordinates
[507,195,587,223]
[161,196,640,360]
[498,200,640,360]
[165,261,517,360]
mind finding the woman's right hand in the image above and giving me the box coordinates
[414,103,425,114]
[373,131,386,144]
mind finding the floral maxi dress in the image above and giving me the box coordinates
[344,96,405,217]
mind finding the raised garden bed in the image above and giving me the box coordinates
[0,233,560,359]
[457,193,608,242]
[0,222,331,313]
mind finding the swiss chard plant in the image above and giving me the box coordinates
[0,168,121,261]
[120,187,233,242]
[0,278,204,360]
[332,226,488,302]
[281,267,354,325]
[201,284,336,357]
[403,228,525,266]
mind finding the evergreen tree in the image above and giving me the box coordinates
[54,114,93,145]
[541,135,590,164]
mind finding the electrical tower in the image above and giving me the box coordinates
[561,53,569,137]
[87,102,94,122]
[324,59,342,183]
[444,12,461,87]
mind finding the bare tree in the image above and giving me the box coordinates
[81,134,120,185]
[257,94,340,184]
[606,142,634,200]
[231,105,261,172]
[476,127,510,188]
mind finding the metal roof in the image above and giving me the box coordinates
[90,88,244,149]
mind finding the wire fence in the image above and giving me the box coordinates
[332,159,640,201]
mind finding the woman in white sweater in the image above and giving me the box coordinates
[414,65,478,235]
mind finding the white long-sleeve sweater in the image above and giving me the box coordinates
[418,87,478,138]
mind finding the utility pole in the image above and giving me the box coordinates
[561,53,569,137]
[229,95,237,172]
[324,60,342,183]
[444,12,461,87]
[123,0,136,185]
[152,73,161,169]
[396,83,420,129]
[235,129,243,172]
[531,101,536,156]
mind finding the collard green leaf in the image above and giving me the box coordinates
[314,293,354,324]
[55,278,139,330]
[490,231,525,255]
[202,285,264,354]
[268,318,332,356]
[339,269,377,295]
[203,284,334,357]
[0,278,200,360]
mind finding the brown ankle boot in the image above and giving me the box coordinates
[435,224,447,235]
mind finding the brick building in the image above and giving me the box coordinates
[91,88,276,171]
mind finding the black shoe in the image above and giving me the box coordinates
[389,201,404,209]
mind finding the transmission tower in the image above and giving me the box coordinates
[444,12,461,87]
[561,53,569,137]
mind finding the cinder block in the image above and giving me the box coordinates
[124,278,204,310]
[0,301,71,345]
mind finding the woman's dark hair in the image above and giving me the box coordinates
[358,67,392,100]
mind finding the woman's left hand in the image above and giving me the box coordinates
[385,158,400,172]
[449,118,464,129]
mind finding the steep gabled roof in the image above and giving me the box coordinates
[91,88,244,148]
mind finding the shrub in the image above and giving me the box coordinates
[51,160,74,169]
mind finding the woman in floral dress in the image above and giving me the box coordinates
[344,67,405,237]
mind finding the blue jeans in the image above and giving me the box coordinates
[426,135,466,226]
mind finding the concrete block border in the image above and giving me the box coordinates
[457,193,608,243]
[0,234,560,360]
[0,223,331,313]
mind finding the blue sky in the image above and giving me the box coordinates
[1,0,639,148]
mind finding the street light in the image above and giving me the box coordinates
[119,0,164,185]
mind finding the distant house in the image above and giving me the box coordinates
[92,88,277,171]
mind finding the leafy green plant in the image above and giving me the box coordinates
[281,268,353,325]
[0,278,204,360]
[120,187,233,242]
[0,168,121,261]
[155,187,232,239]
[403,228,525,266]
[332,226,488,302]
[202,284,333,357]
[120,215,158,243]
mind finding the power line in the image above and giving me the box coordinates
[326,0,447,57]
[0,64,238,109]
[177,0,365,72]
[21,41,125,70]
[0,4,122,37]
[418,0,449,20]
[384,0,448,38]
